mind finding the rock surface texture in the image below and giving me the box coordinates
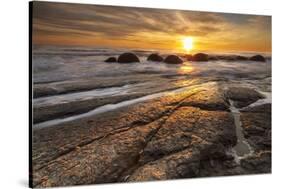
[147,53,164,62]
[117,53,140,63]
[240,104,271,174]
[164,55,183,64]
[192,53,209,61]
[32,84,271,187]
[225,87,265,108]
[249,55,266,62]
[105,57,117,63]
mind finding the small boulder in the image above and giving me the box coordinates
[163,55,183,64]
[249,55,266,62]
[217,55,235,61]
[208,55,219,61]
[147,53,163,62]
[214,55,247,61]
[117,53,140,63]
[183,54,193,61]
[192,53,209,61]
[235,55,248,61]
[104,57,117,63]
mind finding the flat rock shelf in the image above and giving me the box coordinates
[32,82,271,187]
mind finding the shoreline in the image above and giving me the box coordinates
[32,79,271,187]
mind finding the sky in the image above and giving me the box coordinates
[32,1,271,53]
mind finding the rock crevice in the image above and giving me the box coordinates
[32,84,271,187]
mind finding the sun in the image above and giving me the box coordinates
[183,37,194,51]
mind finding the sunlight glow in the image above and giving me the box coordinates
[178,64,194,75]
[183,37,194,51]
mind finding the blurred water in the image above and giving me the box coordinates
[32,45,271,84]
[32,45,272,128]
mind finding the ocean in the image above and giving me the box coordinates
[32,45,272,185]
[32,45,272,129]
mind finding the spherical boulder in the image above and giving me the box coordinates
[117,53,140,63]
[235,55,248,61]
[147,53,163,62]
[222,55,236,61]
[183,54,193,61]
[104,57,117,63]
[208,55,219,61]
[192,53,209,61]
[249,55,266,62]
[163,55,183,64]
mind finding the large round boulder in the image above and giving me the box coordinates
[117,53,140,63]
[192,53,209,61]
[163,55,183,64]
[147,53,163,62]
[104,57,117,63]
[249,55,266,62]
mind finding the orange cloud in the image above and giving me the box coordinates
[32,2,271,53]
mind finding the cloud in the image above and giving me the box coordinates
[32,1,271,52]
[33,2,227,39]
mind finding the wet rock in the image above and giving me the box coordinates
[235,55,248,61]
[183,54,193,61]
[192,53,208,61]
[164,55,183,64]
[139,107,236,162]
[33,118,165,187]
[33,76,201,123]
[239,103,271,174]
[225,87,265,108]
[208,55,219,61]
[180,87,229,111]
[216,55,236,61]
[33,76,146,98]
[198,159,244,177]
[240,151,271,174]
[33,93,145,123]
[105,57,117,63]
[249,55,266,62]
[128,148,201,181]
[147,53,163,62]
[32,86,210,186]
[117,53,140,63]
[241,103,271,114]
[225,88,271,176]
[208,55,248,61]
[128,106,236,181]
[184,54,249,62]
[32,87,203,182]
[220,55,248,61]
[33,83,271,186]
[240,104,271,151]
[32,91,189,171]
[33,86,58,98]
